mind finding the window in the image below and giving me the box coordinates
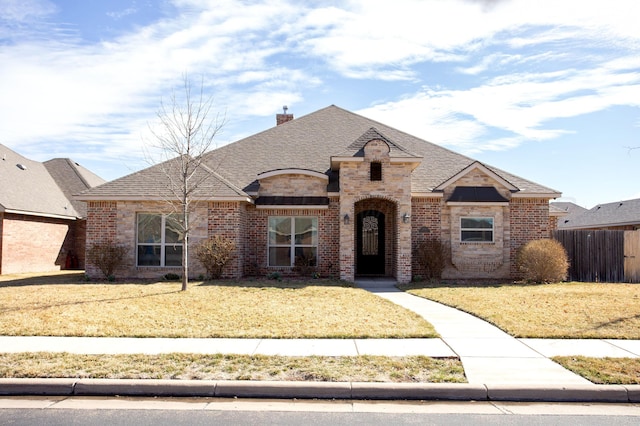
[460,217,494,242]
[370,162,382,181]
[268,217,318,267]
[137,213,183,266]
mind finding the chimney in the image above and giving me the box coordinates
[276,105,294,125]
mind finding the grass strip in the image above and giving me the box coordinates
[0,352,465,383]
[553,356,640,385]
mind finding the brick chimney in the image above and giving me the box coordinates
[276,105,294,125]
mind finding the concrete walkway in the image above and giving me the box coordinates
[355,279,626,386]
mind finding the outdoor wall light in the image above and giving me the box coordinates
[343,214,350,225]
[402,213,410,223]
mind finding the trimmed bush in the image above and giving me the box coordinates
[195,236,236,279]
[415,239,448,280]
[516,238,569,283]
[87,242,129,280]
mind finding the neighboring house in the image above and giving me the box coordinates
[78,105,561,283]
[556,198,640,231]
[0,144,105,274]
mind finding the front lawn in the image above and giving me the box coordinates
[401,282,640,339]
[0,275,436,338]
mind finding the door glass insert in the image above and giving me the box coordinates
[362,215,379,256]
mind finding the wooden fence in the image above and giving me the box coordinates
[553,230,640,283]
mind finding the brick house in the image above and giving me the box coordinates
[0,144,105,274]
[79,105,561,283]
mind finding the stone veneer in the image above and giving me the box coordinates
[338,139,414,283]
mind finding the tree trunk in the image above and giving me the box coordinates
[181,205,189,291]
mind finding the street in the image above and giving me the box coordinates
[2,397,640,425]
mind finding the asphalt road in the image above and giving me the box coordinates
[2,397,640,425]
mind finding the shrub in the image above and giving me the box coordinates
[87,242,129,280]
[293,253,317,277]
[163,273,180,281]
[195,236,236,279]
[415,239,448,280]
[516,239,569,283]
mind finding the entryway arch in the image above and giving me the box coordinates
[354,198,397,277]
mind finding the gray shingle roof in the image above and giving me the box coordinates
[78,155,248,200]
[44,158,106,217]
[557,198,640,229]
[80,105,560,199]
[0,144,104,219]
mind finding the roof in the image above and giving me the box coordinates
[0,144,105,219]
[80,105,560,199]
[77,155,249,201]
[44,158,106,217]
[557,198,640,229]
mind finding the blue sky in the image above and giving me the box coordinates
[1,0,639,208]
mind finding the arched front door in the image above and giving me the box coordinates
[356,210,385,275]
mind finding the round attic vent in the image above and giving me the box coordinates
[16,163,27,170]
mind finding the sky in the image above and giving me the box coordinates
[1,0,639,209]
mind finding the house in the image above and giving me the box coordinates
[0,144,105,274]
[556,198,640,231]
[78,105,561,283]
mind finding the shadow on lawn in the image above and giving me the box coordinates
[398,279,548,290]
[197,278,354,290]
[0,271,87,287]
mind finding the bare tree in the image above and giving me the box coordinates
[146,75,225,291]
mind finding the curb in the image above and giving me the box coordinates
[1,379,640,402]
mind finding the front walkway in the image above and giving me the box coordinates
[356,279,593,385]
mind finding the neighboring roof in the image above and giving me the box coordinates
[447,186,510,203]
[44,158,106,217]
[557,198,640,229]
[552,201,588,215]
[0,144,104,219]
[80,105,561,199]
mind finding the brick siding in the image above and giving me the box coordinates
[0,213,75,274]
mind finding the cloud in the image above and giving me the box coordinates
[1,0,639,182]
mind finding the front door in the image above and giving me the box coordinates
[357,210,385,275]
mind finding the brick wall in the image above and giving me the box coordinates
[0,213,73,274]
[208,201,244,278]
[85,200,209,279]
[258,174,327,197]
[509,197,550,277]
[411,197,442,277]
[244,202,340,278]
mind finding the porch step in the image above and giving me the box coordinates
[354,278,397,289]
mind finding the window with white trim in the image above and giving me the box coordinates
[268,217,318,267]
[460,217,494,242]
[136,213,183,266]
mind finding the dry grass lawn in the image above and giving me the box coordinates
[402,282,640,339]
[553,356,640,385]
[0,273,436,338]
[0,352,465,383]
